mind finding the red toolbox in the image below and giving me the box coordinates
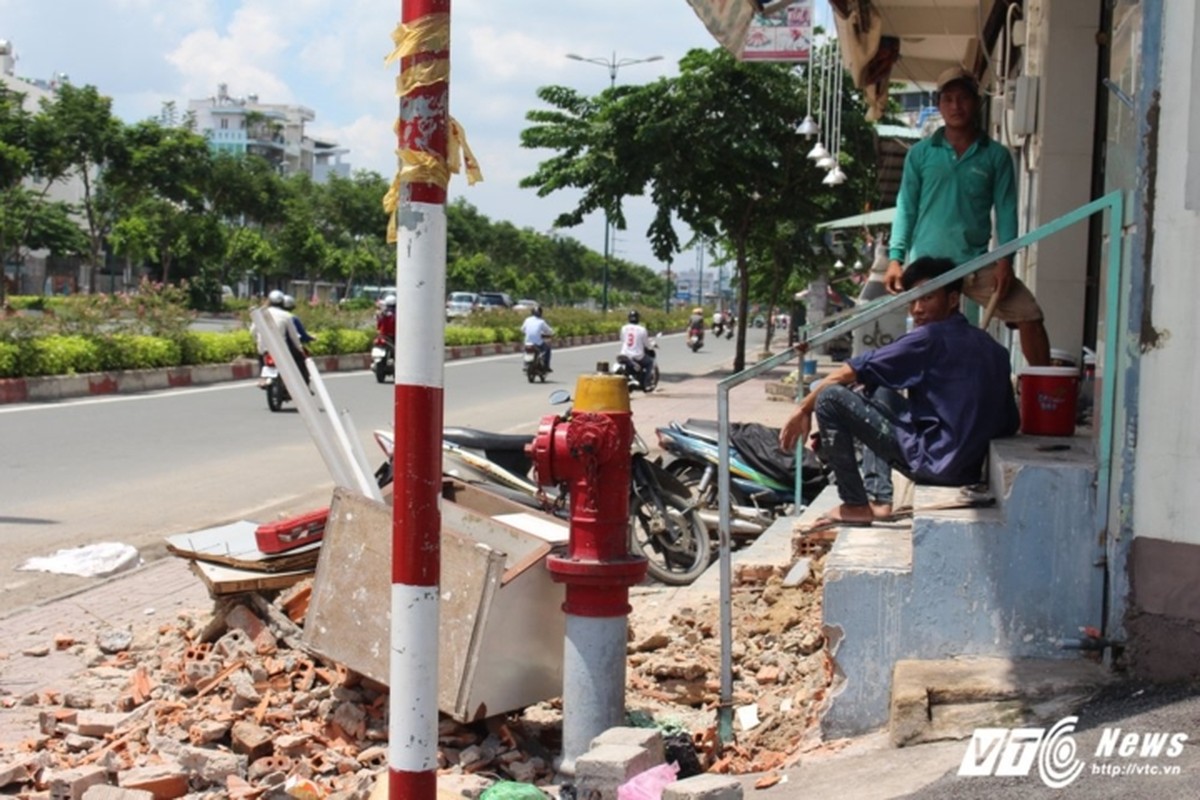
[255,507,329,554]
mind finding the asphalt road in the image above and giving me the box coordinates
[0,332,747,613]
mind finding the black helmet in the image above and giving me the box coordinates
[628,310,640,324]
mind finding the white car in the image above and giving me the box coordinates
[446,292,479,319]
[514,298,541,313]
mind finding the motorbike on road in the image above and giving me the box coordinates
[372,390,710,585]
[656,418,830,542]
[259,352,292,412]
[522,344,550,383]
[686,324,705,352]
[371,335,395,383]
[611,334,661,393]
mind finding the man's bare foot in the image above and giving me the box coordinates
[870,502,893,520]
[798,503,875,534]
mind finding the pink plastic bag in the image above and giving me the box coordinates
[617,762,680,800]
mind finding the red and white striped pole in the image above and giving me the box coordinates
[390,2,450,798]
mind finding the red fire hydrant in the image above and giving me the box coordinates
[527,373,647,774]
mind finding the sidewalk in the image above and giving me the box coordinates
[1,361,1194,798]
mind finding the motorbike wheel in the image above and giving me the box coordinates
[630,489,709,586]
[526,368,535,384]
[644,365,660,393]
[266,379,285,412]
[373,360,388,384]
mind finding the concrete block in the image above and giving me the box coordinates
[75,711,130,738]
[662,774,743,799]
[48,766,107,800]
[575,743,660,800]
[177,745,247,784]
[0,755,41,788]
[782,557,812,588]
[117,764,189,799]
[82,786,155,800]
[588,727,665,763]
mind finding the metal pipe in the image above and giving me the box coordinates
[250,308,355,491]
[390,1,450,797]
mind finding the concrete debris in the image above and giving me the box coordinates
[0,554,834,796]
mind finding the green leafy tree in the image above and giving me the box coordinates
[29,84,125,293]
[521,47,878,370]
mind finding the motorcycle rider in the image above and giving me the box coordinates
[520,305,554,372]
[376,295,397,340]
[252,290,310,384]
[619,309,654,388]
[283,294,315,346]
[712,308,725,338]
[687,306,705,349]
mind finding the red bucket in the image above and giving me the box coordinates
[1019,366,1080,436]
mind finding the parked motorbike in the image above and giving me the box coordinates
[259,352,292,412]
[611,334,661,393]
[686,325,705,352]
[371,335,395,383]
[372,389,710,585]
[522,344,550,383]
[656,418,830,540]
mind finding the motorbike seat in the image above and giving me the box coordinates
[675,418,721,443]
[443,426,534,453]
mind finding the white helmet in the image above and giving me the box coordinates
[268,290,285,306]
[383,295,397,308]
[283,294,296,310]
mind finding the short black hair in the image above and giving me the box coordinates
[901,256,963,295]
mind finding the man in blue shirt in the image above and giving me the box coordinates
[780,257,1019,528]
[886,66,1050,367]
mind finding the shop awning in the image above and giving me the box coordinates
[817,207,896,230]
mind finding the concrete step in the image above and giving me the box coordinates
[889,656,1116,747]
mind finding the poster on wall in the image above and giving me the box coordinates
[740,0,813,62]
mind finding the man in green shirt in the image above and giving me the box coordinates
[886,66,1050,367]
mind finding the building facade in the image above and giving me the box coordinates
[187,83,349,181]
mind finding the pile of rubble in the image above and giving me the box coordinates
[623,558,833,775]
[0,553,833,798]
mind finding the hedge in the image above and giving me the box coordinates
[0,305,692,379]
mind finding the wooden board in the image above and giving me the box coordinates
[165,520,322,572]
[190,560,313,596]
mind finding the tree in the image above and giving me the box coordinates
[30,84,125,293]
[521,47,878,370]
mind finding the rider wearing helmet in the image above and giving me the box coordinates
[619,309,653,386]
[253,289,310,383]
[283,294,314,345]
[520,305,554,371]
[376,294,397,340]
[688,306,705,332]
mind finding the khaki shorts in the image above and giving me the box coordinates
[962,265,1044,324]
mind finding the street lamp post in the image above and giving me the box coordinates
[566,52,663,313]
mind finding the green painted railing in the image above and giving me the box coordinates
[711,189,1127,744]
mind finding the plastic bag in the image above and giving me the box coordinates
[479,781,548,799]
[616,762,680,800]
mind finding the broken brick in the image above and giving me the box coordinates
[230,720,273,762]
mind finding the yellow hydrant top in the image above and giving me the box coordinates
[572,374,630,414]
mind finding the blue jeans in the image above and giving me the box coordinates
[814,385,911,507]
[861,387,905,504]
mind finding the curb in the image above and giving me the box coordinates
[0,334,619,406]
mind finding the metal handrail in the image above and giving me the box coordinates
[711,189,1127,743]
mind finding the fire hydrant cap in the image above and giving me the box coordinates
[573,375,630,413]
